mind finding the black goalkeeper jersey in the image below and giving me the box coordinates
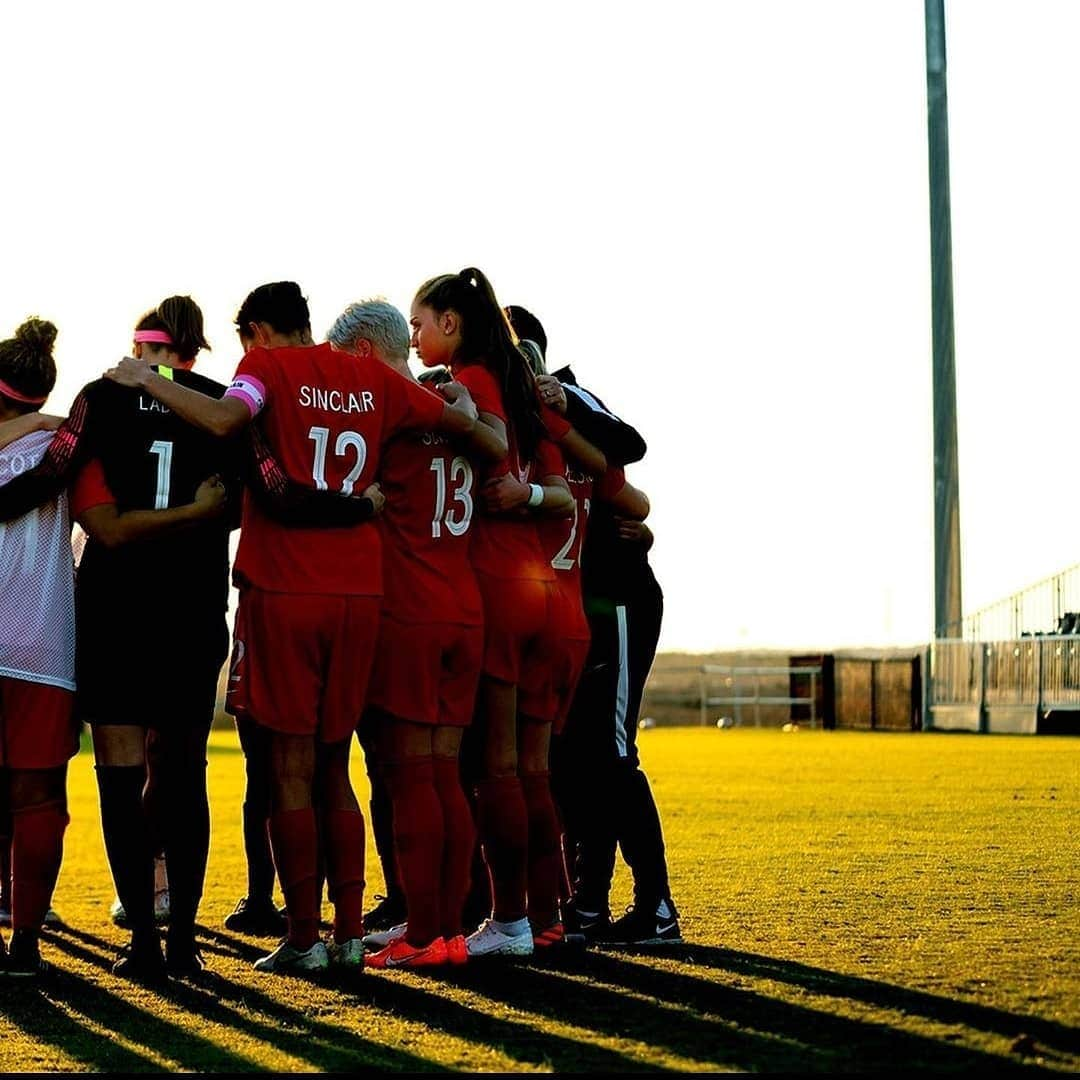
[72,367,240,632]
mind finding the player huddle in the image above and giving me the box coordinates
[0,270,678,982]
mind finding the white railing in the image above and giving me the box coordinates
[963,562,1080,640]
[932,635,1080,714]
[698,665,821,728]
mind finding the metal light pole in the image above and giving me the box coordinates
[925,0,963,640]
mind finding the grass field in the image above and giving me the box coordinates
[1,727,1077,1073]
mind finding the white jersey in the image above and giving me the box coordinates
[0,430,76,690]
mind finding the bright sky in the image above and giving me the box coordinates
[2,1,1077,653]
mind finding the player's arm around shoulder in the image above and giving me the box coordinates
[440,382,508,463]
[105,357,251,438]
[0,412,63,451]
[76,467,228,550]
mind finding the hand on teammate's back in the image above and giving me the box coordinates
[104,355,150,388]
[534,374,567,415]
[440,382,479,421]
[194,476,228,517]
[482,474,529,513]
[362,482,385,515]
[615,518,653,547]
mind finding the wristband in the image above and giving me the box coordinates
[526,483,544,508]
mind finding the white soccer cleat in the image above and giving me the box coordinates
[361,922,407,949]
[328,937,365,968]
[465,918,534,958]
[253,939,329,974]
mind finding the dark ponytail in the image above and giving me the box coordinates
[414,267,544,463]
[136,295,210,363]
[0,317,58,411]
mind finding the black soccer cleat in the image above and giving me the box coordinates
[6,931,50,979]
[165,930,205,978]
[599,899,683,947]
[561,899,613,942]
[362,893,407,934]
[112,934,168,983]
[224,896,288,937]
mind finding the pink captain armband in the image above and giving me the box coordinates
[225,376,267,417]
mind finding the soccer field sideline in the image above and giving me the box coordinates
[2,727,1077,1073]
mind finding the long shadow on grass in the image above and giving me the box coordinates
[41,927,443,1073]
[196,927,669,1073]
[63,925,659,1074]
[661,944,1080,1057]
[0,957,255,1073]
[428,953,1058,1074]
[0,976,161,1073]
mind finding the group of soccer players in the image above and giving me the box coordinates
[0,269,679,982]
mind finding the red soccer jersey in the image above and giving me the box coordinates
[537,465,593,587]
[226,343,445,595]
[378,416,483,626]
[453,364,548,581]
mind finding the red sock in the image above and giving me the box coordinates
[521,771,562,929]
[322,808,366,944]
[269,808,320,950]
[384,757,443,947]
[11,801,68,931]
[474,775,528,923]
[433,755,475,938]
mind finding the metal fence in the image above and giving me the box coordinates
[963,562,1080,640]
[932,636,1080,713]
[698,665,821,728]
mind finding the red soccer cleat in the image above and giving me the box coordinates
[366,935,449,970]
[445,934,468,966]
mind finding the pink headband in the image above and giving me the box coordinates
[133,330,173,345]
[0,376,47,405]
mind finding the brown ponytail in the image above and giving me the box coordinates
[135,295,210,363]
[414,267,544,463]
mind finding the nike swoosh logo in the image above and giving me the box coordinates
[385,950,431,968]
[656,921,678,934]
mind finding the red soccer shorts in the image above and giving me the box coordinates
[518,580,591,731]
[228,588,381,744]
[0,677,78,769]
[367,614,482,727]
[475,571,559,688]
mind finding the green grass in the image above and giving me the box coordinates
[1,727,1077,1073]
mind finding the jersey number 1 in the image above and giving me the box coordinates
[149,440,173,509]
